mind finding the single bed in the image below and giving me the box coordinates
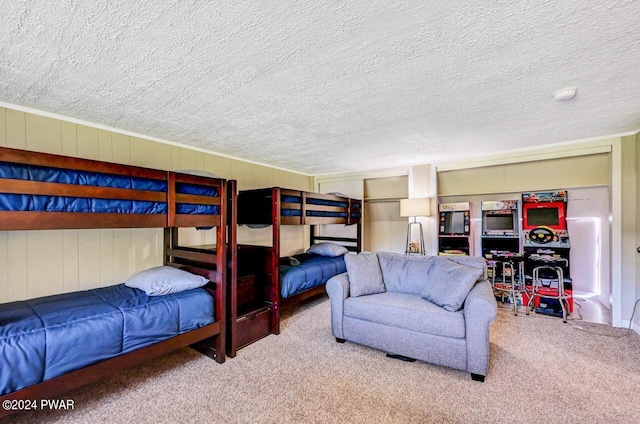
[0,146,228,417]
[227,187,361,357]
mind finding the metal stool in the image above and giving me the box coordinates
[526,265,572,323]
[491,260,527,316]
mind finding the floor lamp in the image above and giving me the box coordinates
[400,198,431,255]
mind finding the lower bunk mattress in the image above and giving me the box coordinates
[279,254,346,299]
[0,284,215,396]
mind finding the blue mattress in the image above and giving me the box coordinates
[279,254,346,298]
[0,162,220,216]
[176,182,219,215]
[281,194,358,219]
[0,284,215,396]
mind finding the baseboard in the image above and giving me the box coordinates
[620,319,640,336]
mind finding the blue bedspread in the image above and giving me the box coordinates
[279,254,346,298]
[0,284,214,396]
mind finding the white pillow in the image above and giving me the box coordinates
[307,242,349,257]
[125,266,209,296]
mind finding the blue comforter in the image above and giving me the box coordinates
[0,284,214,396]
[279,254,346,298]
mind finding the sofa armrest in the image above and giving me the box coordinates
[326,272,350,339]
[464,279,498,376]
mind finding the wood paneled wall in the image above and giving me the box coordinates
[0,107,312,302]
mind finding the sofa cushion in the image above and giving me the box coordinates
[421,259,483,312]
[445,255,487,274]
[376,252,435,295]
[344,292,465,339]
[345,253,386,297]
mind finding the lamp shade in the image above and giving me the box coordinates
[400,198,431,217]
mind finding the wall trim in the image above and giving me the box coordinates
[620,320,640,336]
[0,101,312,177]
[610,138,623,327]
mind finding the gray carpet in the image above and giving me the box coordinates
[6,298,640,424]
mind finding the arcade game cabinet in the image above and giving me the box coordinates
[481,200,520,256]
[438,202,471,255]
[521,191,573,316]
[481,200,523,282]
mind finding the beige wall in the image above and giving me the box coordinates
[0,107,312,302]
[438,153,610,196]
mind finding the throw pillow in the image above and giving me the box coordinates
[307,242,349,257]
[344,253,386,297]
[421,259,483,311]
[125,266,209,296]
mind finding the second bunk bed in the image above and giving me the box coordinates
[228,187,362,357]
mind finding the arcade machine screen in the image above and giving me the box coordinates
[443,211,466,234]
[526,207,559,227]
[485,214,515,232]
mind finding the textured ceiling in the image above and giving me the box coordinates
[1,1,639,175]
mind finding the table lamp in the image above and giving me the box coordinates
[400,198,431,255]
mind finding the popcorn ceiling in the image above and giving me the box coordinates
[0,1,638,174]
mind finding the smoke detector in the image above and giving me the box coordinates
[554,87,578,101]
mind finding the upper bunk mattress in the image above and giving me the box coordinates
[281,194,360,219]
[279,254,346,298]
[0,162,219,215]
[0,284,214,396]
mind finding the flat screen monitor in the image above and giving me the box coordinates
[442,211,466,234]
[485,214,515,231]
[527,207,559,227]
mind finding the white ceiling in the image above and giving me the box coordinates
[1,1,639,175]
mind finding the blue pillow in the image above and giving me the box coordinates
[125,266,209,296]
[307,242,348,257]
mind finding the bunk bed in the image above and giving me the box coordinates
[229,187,362,357]
[0,146,228,417]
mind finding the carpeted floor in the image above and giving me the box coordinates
[6,297,640,424]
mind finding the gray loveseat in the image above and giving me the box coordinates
[326,252,498,381]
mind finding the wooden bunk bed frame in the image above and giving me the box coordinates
[229,186,362,357]
[0,146,228,417]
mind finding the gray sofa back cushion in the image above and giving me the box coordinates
[376,252,436,295]
[376,253,486,304]
[344,253,386,297]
